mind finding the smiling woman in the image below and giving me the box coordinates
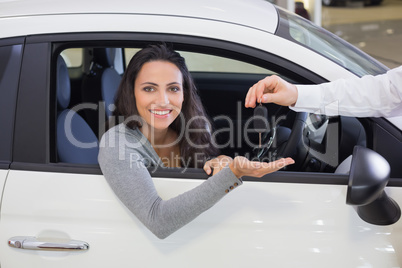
[98,44,293,239]
[134,61,184,133]
[133,60,184,168]
[111,44,219,168]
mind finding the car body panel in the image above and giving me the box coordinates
[1,0,402,267]
[0,170,401,267]
[0,0,278,35]
[0,170,8,209]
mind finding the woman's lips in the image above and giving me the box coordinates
[149,109,172,118]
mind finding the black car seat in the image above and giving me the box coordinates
[56,55,99,164]
[81,48,122,137]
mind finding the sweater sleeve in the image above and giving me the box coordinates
[98,130,242,239]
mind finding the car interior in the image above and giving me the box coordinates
[55,45,368,174]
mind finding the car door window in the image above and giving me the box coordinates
[52,44,366,176]
[179,51,270,74]
[57,46,292,165]
[61,48,83,68]
[125,48,274,74]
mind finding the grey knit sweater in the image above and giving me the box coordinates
[98,123,242,239]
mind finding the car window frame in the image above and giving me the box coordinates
[12,32,399,186]
[12,40,51,165]
[0,37,25,170]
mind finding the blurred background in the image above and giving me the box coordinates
[281,0,402,68]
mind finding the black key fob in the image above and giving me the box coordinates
[254,104,269,133]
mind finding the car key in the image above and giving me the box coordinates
[254,102,268,148]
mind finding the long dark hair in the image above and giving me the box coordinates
[113,44,219,167]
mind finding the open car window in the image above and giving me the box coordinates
[53,43,367,177]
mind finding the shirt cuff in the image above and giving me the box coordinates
[290,84,322,113]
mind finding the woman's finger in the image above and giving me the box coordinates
[256,158,294,176]
[203,161,213,175]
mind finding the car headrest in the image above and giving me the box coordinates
[102,68,122,117]
[56,55,71,110]
[93,48,116,68]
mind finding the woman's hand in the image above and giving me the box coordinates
[245,75,298,108]
[204,155,234,176]
[229,156,294,178]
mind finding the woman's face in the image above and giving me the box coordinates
[134,60,184,131]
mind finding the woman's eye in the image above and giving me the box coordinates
[170,87,180,92]
[143,87,155,92]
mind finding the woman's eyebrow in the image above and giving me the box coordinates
[167,82,182,86]
[141,82,158,86]
[140,82,181,86]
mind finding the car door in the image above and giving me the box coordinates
[1,34,402,268]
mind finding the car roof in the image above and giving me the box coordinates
[0,0,279,35]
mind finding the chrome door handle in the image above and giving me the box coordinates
[8,236,89,251]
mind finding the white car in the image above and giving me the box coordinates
[1,0,401,267]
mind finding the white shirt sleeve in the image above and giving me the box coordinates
[291,65,402,117]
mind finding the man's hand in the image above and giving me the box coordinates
[245,75,298,108]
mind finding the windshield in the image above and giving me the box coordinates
[275,7,388,77]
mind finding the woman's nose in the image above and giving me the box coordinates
[155,91,170,105]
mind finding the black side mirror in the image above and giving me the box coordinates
[347,146,401,225]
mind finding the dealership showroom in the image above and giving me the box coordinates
[288,0,402,68]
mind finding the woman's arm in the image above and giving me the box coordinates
[98,137,242,239]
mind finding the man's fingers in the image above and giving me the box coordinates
[261,92,273,104]
[246,76,281,107]
[255,81,267,104]
[246,78,271,108]
[246,85,257,108]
